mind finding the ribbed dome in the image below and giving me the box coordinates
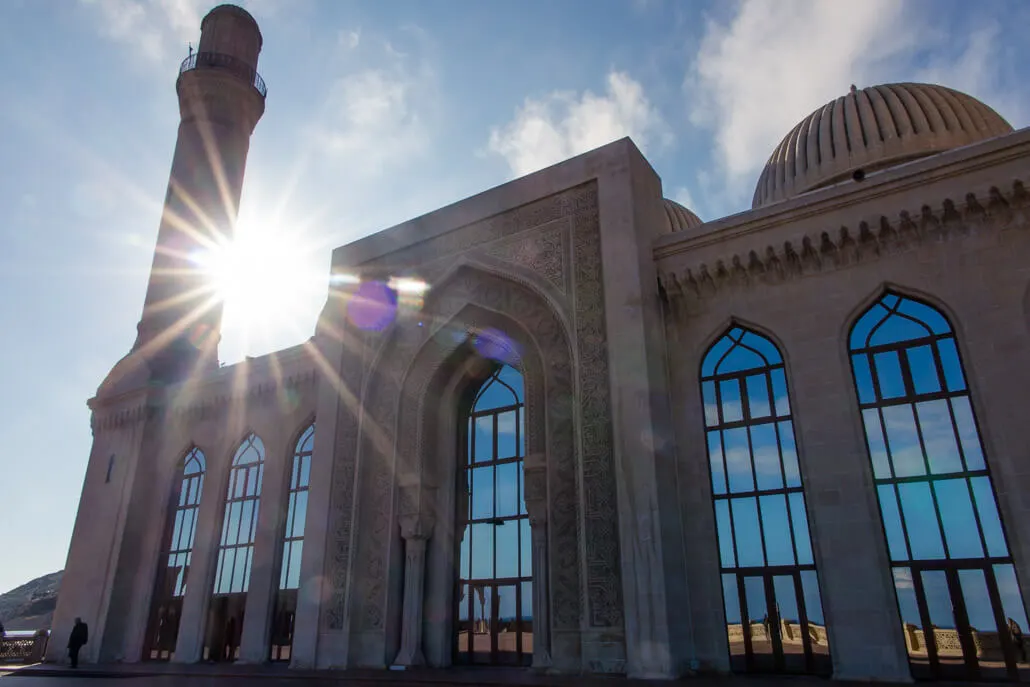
[662,198,703,233]
[753,83,1013,208]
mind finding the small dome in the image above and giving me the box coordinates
[663,198,703,233]
[753,83,1013,208]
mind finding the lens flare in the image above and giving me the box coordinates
[347,280,398,331]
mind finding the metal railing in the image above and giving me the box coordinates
[0,631,49,665]
[177,51,267,98]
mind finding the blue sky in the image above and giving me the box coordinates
[0,0,1028,596]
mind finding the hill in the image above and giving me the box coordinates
[0,571,63,632]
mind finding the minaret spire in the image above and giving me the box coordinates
[131,4,266,383]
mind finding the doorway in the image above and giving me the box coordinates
[725,570,830,675]
[894,563,1029,681]
[454,364,532,667]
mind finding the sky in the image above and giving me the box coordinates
[0,0,1028,597]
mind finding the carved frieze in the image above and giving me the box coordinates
[659,180,1028,307]
[481,220,569,294]
[569,186,624,629]
[322,331,369,631]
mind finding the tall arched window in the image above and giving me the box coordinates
[269,422,313,662]
[143,447,205,661]
[203,433,265,662]
[850,292,1028,681]
[456,364,531,667]
[701,326,830,675]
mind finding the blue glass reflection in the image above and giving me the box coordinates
[708,431,727,495]
[934,479,984,558]
[958,569,995,630]
[723,428,753,493]
[921,570,956,629]
[897,482,945,559]
[720,379,743,423]
[759,494,795,566]
[746,374,771,418]
[800,570,824,625]
[869,313,932,347]
[873,351,906,399]
[722,574,741,623]
[915,401,962,474]
[852,354,875,404]
[715,501,735,567]
[971,477,1008,557]
[937,338,966,391]
[892,567,922,626]
[877,485,908,561]
[789,492,814,565]
[731,498,763,567]
[495,521,519,578]
[906,345,941,394]
[750,424,782,491]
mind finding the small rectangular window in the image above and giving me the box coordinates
[105,454,115,483]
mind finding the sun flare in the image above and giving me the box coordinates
[191,218,326,358]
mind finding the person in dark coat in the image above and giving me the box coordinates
[67,618,88,668]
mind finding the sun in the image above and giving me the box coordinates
[192,218,326,359]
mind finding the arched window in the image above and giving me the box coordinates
[850,292,1028,680]
[701,326,830,675]
[270,422,313,662]
[456,364,532,667]
[203,433,265,662]
[143,448,205,661]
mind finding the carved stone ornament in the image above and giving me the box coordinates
[324,181,623,639]
[658,180,1029,308]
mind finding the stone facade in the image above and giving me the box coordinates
[46,5,1030,682]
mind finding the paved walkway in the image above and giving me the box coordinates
[0,662,826,686]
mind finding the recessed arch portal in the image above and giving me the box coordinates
[849,291,1029,681]
[143,447,206,661]
[700,325,831,676]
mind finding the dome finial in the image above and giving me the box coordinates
[850,83,858,94]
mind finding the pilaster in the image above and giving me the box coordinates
[237,430,289,663]
[392,506,434,667]
[523,453,552,669]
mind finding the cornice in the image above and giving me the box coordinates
[169,366,317,423]
[657,179,1028,305]
[655,127,1030,261]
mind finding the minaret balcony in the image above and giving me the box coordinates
[177,51,267,98]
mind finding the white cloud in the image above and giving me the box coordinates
[689,0,912,187]
[313,35,438,178]
[339,29,361,50]
[79,0,206,63]
[688,0,1029,210]
[79,0,285,65]
[671,186,697,211]
[488,71,671,178]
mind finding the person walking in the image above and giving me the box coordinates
[67,618,88,669]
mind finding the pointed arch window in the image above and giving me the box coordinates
[701,326,830,675]
[849,292,1028,680]
[456,364,532,666]
[203,433,265,662]
[270,422,314,662]
[143,447,205,661]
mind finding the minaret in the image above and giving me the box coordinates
[132,4,266,383]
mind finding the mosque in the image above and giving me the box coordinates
[48,3,1030,682]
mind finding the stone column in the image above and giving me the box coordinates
[392,512,434,667]
[173,466,226,662]
[237,435,289,663]
[523,453,552,669]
